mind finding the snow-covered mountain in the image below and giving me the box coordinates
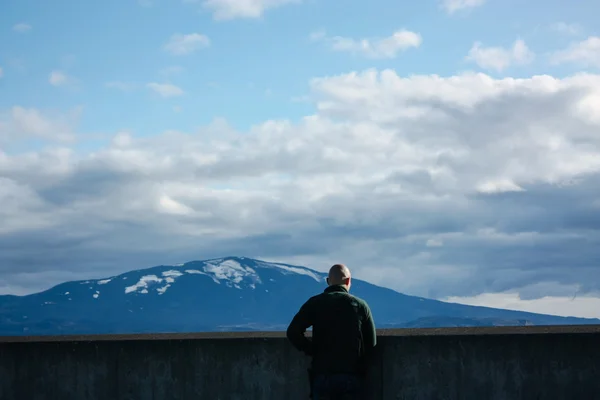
[0,256,597,335]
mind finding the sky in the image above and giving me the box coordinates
[1,0,600,319]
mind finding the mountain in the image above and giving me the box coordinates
[0,256,597,336]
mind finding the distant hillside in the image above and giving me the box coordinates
[0,256,596,335]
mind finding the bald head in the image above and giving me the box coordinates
[327,264,352,289]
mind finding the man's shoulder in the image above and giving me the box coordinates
[303,292,325,306]
[348,293,372,312]
[307,290,370,309]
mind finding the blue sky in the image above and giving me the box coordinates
[1,0,600,318]
[2,0,598,136]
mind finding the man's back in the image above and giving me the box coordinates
[286,264,377,399]
[289,285,375,374]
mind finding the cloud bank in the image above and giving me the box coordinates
[1,70,600,315]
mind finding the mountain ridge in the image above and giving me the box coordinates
[0,256,597,335]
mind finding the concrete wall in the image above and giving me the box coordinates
[1,325,600,400]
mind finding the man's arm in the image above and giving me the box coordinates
[286,299,315,356]
[362,303,377,355]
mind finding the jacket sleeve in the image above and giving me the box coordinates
[362,303,377,353]
[286,299,315,356]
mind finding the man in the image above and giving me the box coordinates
[286,264,377,399]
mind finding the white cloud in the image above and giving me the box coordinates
[445,292,600,319]
[477,179,525,194]
[441,0,485,14]
[158,194,194,215]
[467,39,535,72]
[0,106,79,144]
[313,29,422,59]
[48,70,79,87]
[197,0,300,20]
[551,36,600,68]
[426,239,444,247]
[2,70,600,319]
[163,33,210,55]
[146,82,184,97]
[13,23,32,33]
[551,22,582,36]
[112,131,134,147]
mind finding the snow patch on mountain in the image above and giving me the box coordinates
[118,257,326,296]
[125,275,162,294]
[98,279,112,285]
[182,258,263,289]
[254,260,324,282]
[185,269,220,284]
[162,270,183,278]
[204,259,261,287]
[155,271,183,294]
[157,285,169,295]
[122,259,265,295]
[185,269,205,275]
[272,263,322,282]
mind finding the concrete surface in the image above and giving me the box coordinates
[1,325,600,399]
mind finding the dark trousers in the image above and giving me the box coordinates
[312,373,364,400]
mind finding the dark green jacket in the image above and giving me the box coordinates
[286,285,377,375]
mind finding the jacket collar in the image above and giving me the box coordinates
[324,284,349,294]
